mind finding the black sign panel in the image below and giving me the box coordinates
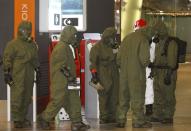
[62,18,78,26]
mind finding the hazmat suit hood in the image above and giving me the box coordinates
[101,27,118,48]
[152,21,168,40]
[17,21,32,42]
[102,27,116,39]
[60,25,78,47]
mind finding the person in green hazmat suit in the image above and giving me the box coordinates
[89,27,119,124]
[116,19,152,128]
[37,25,90,131]
[149,21,178,124]
[3,21,39,128]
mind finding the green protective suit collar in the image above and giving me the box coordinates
[60,25,77,45]
[134,26,154,41]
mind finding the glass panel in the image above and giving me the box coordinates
[61,0,83,14]
[142,0,191,56]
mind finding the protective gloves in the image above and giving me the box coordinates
[89,70,104,91]
[91,72,99,84]
[60,65,70,77]
[148,62,154,68]
[4,68,14,87]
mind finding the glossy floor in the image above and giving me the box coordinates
[0,63,191,131]
[0,118,191,131]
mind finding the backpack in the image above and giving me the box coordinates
[162,36,187,63]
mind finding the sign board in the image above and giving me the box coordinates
[14,0,35,38]
[39,0,87,32]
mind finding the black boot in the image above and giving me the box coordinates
[116,122,125,128]
[100,119,110,124]
[14,121,23,128]
[81,122,90,130]
[37,116,51,130]
[149,117,161,122]
[71,122,90,131]
[107,118,116,123]
[132,122,152,128]
[145,104,153,116]
[22,119,32,128]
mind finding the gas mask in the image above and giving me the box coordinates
[18,21,32,42]
[152,21,168,41]
[19,29,33,42]
[69,34,79,48]
[102,27,118,49]
[104,36,118,49]
[152,34,159,43]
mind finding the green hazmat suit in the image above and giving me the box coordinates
[151,21,178,120]
[3,21,39,122]
[89,27,119,122]
[41,25,82,123]
[116,27,150,125]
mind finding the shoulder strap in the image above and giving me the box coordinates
[161,36,176,56]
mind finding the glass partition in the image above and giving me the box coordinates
[142,0,191,56]
[115,0,191,56]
